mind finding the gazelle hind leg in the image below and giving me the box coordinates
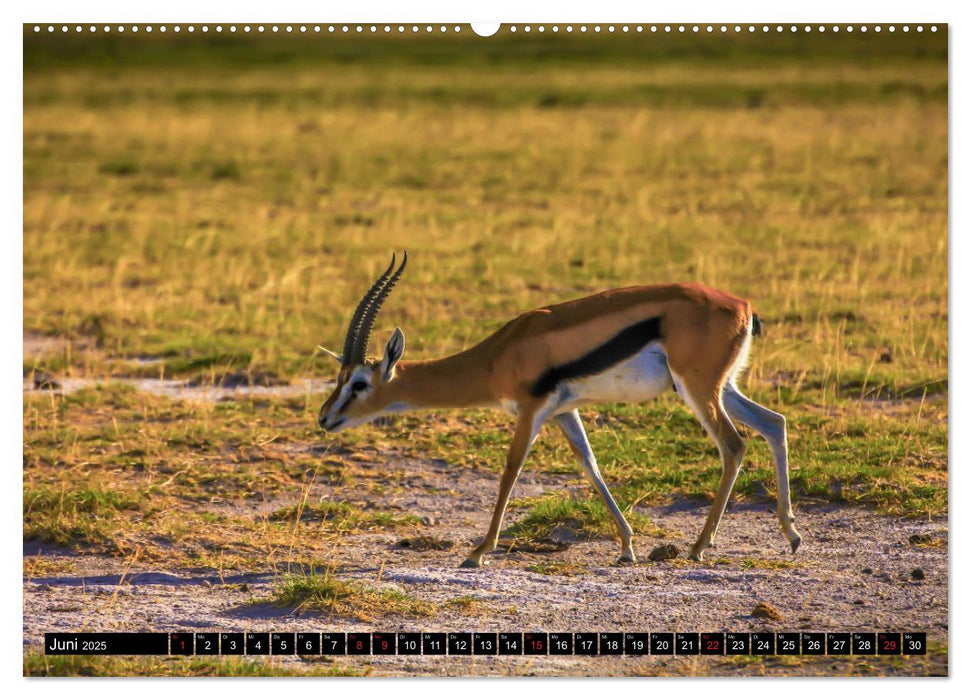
[722,384,802,554]
[554,410,636,563]
[672,373,746,562]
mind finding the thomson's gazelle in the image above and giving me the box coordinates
[318,253,801,567]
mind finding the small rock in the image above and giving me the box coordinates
[397,536,453,551]
[549,526,580,545]
[852,599,866,606]
[648,544,680,562]
[751,601,784,621]
[861,567,873,575]
[910,567,925,581]
[508,540,569,554]
[421,516,438,526]
[908,532,943,547]
[187,370,287,388]
[33,373,60,390]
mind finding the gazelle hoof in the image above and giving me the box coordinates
[790,536,802,555]
[459,557,482,569]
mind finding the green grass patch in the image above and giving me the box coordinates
[210,159,241,180]
[98,159,139,176]
[23,484,144,550]
[268,500,421,530]
[268,572,437,621]
[506,493,659,542]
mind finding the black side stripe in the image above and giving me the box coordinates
[529,317,663,398]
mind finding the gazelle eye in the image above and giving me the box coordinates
[351,381,369,393]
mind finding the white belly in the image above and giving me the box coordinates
[559,343,672,409]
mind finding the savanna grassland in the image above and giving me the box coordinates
[23,28,947,677]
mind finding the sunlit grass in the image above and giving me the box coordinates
[268,571,437,621]
[22,32,947,568]
[23,36,946,400]
[268,501,422,530]
[505,493,660,542]
[23,484,144,549]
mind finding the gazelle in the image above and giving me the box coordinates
[318,253,801,567]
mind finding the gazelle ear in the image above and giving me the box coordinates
[317,346,343,364]
[380,328,406,381]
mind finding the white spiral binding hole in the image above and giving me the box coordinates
[32,24,939,35]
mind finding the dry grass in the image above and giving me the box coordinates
[23,31,947,572]
[24,32,946,397]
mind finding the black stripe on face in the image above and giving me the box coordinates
[334,391,355,416]
[529,317,663,398]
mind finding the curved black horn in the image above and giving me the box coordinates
[352,251,407,364]
[341,254,397,366]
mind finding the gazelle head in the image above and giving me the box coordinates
[317,253,408,433]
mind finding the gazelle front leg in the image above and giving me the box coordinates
[554,410,636,563]
[460,407,542,568]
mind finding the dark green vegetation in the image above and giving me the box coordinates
[23,28,946,677]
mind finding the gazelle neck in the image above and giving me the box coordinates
[381,350,494,411]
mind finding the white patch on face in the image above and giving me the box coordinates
[348,366,374,388]
[322,366,375,430]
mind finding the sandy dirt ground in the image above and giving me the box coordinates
[23,449,948,677]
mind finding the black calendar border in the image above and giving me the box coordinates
[43,631,928,657]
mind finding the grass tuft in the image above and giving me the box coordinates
[506,493,660,543]
[23,485,143,550]
[268,572,437,621]
[268,501,421,530]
